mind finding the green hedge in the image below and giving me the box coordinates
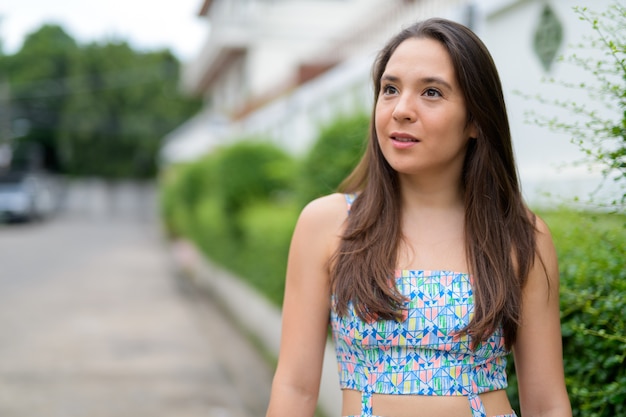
[159,157,215,239]
[236,201,300,305]
[214,140,295,216]
[159,138,299,295]
[505,210,626,416]
[543,211,626,417]
[297,112,369,206]
[159,113,625,417]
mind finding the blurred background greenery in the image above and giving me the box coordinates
[0,24,201,179]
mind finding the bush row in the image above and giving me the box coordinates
[504,210,626,416]
[541,211,625,417]
[159,112,625,417]
[159,112,369,305]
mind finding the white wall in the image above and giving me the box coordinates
[478,0,621,208]
[232,53,375,155]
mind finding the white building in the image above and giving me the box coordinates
[162,0,472,160]
[162,0,622,208]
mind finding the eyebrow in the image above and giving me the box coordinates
[381,74,453,90]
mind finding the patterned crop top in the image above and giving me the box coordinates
[329,195,510,412]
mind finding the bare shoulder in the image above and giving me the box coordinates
[531,212,556,259]
[526,210,559,293]
[291,193,350,260]
[298,193,350,232]
[524,208,556,256]
[531,212,552,237]
[515,212,571,416]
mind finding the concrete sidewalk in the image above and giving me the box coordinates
[0,210,273,417]
[171,240,342,417]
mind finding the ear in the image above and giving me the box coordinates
[467,120,479,139]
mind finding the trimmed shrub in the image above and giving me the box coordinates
[158,153,219,237]
[298,112,369,205]
[506,210,626,416]
[193,196,236,263]
[546,211,625,417]
[237,201,300,305]
[214,140,295,218]
[159,138,299,303]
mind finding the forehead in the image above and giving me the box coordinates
[384,37,456,82]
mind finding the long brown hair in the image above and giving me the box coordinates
[331,18,537,349]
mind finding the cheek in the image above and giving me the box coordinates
[374,103,391,130]
[373,110,384,140]
[374,104,383,122]
[439,112,470,137]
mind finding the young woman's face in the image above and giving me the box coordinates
[375,37,476,180]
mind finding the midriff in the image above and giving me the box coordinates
[342,389,513,417]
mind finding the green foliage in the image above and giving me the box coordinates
[159,138,299,300]
[0,23,201,178]
[193,196,237,263]
[213,140,295,217]
[523,3,625,211]
[506,210,626,417]
[158,152,219,238]
[58,43,199,178]
[192,197,299,306]
[0,25,79,171]
[236,202,300,305]
[158,163,192,238]
[159,116,367,301]
[298,112,369,205]
[544,210,626,417]
[159,111,370,281]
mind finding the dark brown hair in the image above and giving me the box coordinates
[331,18,536,349]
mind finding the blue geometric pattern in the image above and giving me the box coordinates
[331,270,509,396]
[331,195,514,417]
[331,269,512,417]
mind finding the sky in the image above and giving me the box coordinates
[0,0,209,62]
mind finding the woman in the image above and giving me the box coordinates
[266,18,572,417]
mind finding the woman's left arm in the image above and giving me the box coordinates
[513,216,572,417]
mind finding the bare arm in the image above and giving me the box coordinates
[266,194,347,417]
[514,216,572,417]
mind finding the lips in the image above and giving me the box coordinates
[390,133,419,142]
[388,132,420,150]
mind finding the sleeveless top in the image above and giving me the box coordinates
[329,194,510,416]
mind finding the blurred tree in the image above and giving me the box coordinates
[0,24,78,172]
[58,42,200,178]
[0,23,201,178]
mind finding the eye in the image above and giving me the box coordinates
[423,88,442,98]
[381,84,399,95]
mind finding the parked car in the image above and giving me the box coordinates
[0,171,55,222]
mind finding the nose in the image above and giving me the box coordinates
[392,94,416,122]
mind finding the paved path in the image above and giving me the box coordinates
[0,181,273,417]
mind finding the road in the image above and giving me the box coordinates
[0,180,273,417]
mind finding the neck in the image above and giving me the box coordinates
[398,173,464,211]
